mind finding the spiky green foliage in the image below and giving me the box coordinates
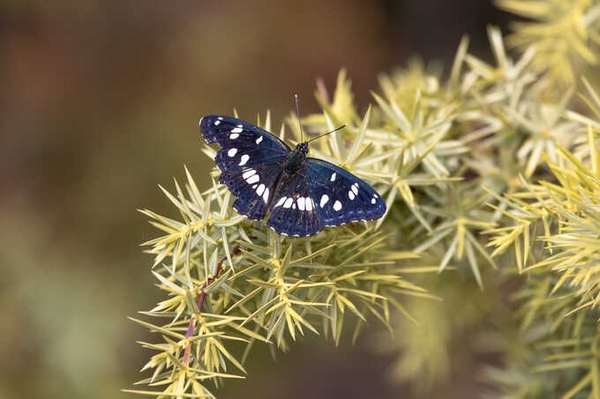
[484,126,600,398]
[375,18,600,397]
[131,1,600,397]
[127,92,436,397]
[497,0,600,84]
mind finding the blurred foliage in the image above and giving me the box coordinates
[4,0,600,398]
[0,1,401,398]
[497,0,600,84]
[136,0,600,398]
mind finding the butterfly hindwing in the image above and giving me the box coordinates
[218,164,282,220]
[304,158,386,226]
[266,170,324,237]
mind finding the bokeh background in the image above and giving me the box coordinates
[1,1,509,398]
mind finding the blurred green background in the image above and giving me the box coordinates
[0,1,507,398]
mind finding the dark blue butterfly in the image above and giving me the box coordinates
[199,115,386,237]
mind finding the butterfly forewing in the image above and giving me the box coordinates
[304,158,386,226]
[200,115,290,220]
[200,115,290,171]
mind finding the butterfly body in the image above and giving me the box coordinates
[282,142,308,174]
[200,115,385,237]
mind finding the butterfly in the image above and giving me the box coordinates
[199,115,386,237]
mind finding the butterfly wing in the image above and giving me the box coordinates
[304,158,386,227]
[218,166,282,220]
[200,115,290,220]
[200,115,291,171]
[265,169,324,237]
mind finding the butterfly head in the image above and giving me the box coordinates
[284,142,309,174]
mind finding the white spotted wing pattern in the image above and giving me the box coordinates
[199,115,386,237]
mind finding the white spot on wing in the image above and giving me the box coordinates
[239,154,250,166]
[297,197,306,211]
[256,136,263,144]
[349,191,356,200]
[371,197,376,204]
[333,200,342,211]
[319,194,329,208]
[330,172,337,182]
[275,197,286,207]
[256,184,265,196]
[231,127,243,134]
[263,188,269,203]
[230,133,240,139]
[246,174,259,184]
[283,198,293,209]
[227,148,237,157]
[351,183,359,195]
[306,197,314,211]
[242,169,256,179]
[214,120,221,126]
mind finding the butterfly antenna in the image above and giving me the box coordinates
[294,94,304,142]
[307,124,346,143]
[295,95,345,143]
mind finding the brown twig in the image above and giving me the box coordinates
[182,245,241,365]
